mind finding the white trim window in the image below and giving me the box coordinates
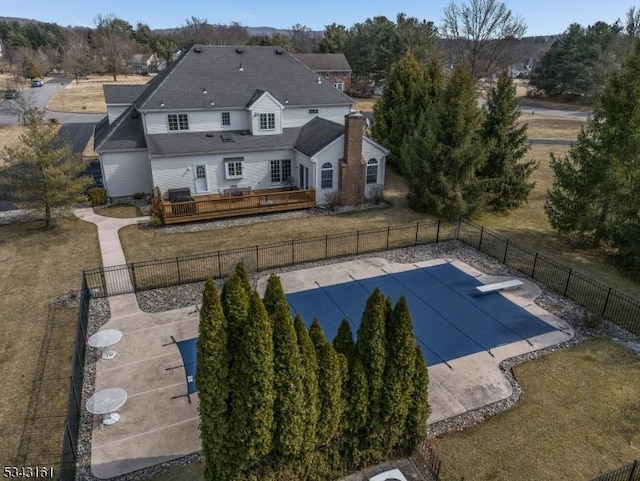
[221,112,231,126]
[308,108,319,115]
[366,158,379,184]
[224,158,244,179]
[270,159,292,184]
[259,113,276,131]
[333,81,345,91]
[167,113,189,131]
[321,162,333,189]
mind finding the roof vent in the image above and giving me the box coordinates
[221,133,236,142]
[193,46,202,53]
[237,63,244,72]
[131,111,139,119]
[235,47,244,54]
[206,133,214,137]
[275,48,282,55]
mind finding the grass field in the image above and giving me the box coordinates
[95,204,141,218]
[0,217,101,469]
[433,338,640,481]
[46,75,150,113]
[0,125,26,165]
[520,114,583,139]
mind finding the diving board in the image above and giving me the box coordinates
[476,279,523,294]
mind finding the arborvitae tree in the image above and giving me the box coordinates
[266,276,306,458]
[221,267,251,357]
[400,345,429,455]
[228,291,274,473]
[545,43,640,274]
[381,297,417,454]
[333,319,355,358]
[197,279,230,481]
[0,112,90,228]
[404,63,488,218]
[480,71,537,210]
[356,288,387,452]
[309,319,345,446]
[342,351,369,469]
[372,51,429,172]
[293,314,319,453]
[235,262,253,296]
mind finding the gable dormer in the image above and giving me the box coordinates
[246,90,284,136]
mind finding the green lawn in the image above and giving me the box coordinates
[433,338,640,481]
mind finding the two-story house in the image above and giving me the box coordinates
[95,45,388,223]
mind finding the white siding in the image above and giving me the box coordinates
[144,110,251,134]
[101,151,153,197]
[107,105,128,124]
[314,137,343,204]
[248,93,283,135]
[151,149,295,195]
[362,137,387,199]
[282,106,351,128]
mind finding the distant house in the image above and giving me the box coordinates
[95,46,388,223]
[128,53,159,74]
[293,53,352,93]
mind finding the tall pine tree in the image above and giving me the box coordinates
[480,71,537,210]
[371,51,429,172]
[227,291,274,474]
[197,279,230,481]
[264,275,306,458]
[400,345,429,455]
[293,314,320,454]
[381,296,417,453]
[545,43,640,274]
[404,63,488,218]
[309,319,345,446]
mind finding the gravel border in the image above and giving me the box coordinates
[73,240,639,481]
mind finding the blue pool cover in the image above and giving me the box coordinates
[287,262,557,366]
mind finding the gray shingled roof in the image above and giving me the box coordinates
[137,45,353,111]
[294,117,344,156]
[293,53,352,72]
[94,106,147,151]
[103,84,147,105]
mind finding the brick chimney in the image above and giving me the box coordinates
[339,112,366,206]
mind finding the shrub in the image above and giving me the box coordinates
[369,185,384,205]
[87,187,107,206]
[149,215,163,227]
[133,192,146,200]
[324,191,341,211]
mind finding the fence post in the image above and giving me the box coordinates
[386,226,390,250]
[325,235,328,259]
[130,263,138,292]
[503,239,509,264]
[456,216,461,240]
[415,222,419,246]
[478,226,484,251]
[255,245,260,272]
[564,269,573,297]
[217,251,222,278]
[436,219,441,243]
[532,252,538,278]
[291,239,295,264]
[601,287,612,316]
[99,267,107,297]
[356,231,360,255]
[176,258,181,284]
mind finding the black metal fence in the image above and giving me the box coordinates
[591,460,640,481]
[58,276,91,481]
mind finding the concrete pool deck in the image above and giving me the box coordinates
[77,204,574,479]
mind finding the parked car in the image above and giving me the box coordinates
[31,79,44,87]
[4,89,19,99]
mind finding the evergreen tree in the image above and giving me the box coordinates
[381,297,417,453]
[0,112,90,228]
[221,266,251,358]
[227,291,274,473]
[293,315,319,453]
[355,288,387,453]
[480,70,537,210]
[371,51,429,172]
[333,319,355,358]
[400,345,429,455]
[266,276,306,458]
[309,319,345,446]
[404,63,488,218]
[197,279,230,481]
[342,351,369,469]
[545,43,640,274]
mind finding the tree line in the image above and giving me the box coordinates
[197,264,429,480]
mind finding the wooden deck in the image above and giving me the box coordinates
[152,187,316,224]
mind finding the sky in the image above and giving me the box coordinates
[1,0,635,36]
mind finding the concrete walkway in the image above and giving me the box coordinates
[75,207,148,318]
